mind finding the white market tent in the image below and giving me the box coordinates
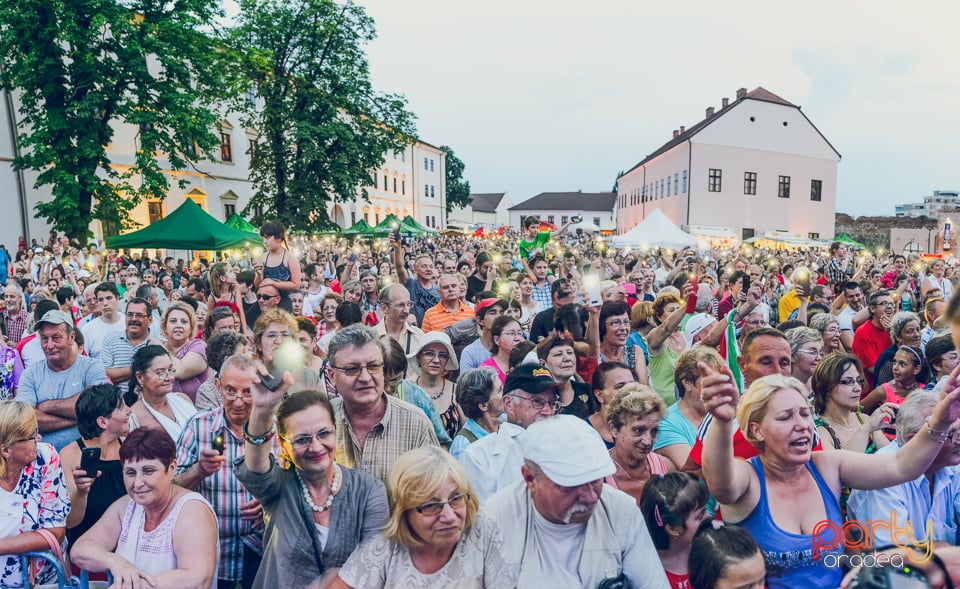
[608,208,696,250]
[569,220,602,233]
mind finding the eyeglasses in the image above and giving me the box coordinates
[281,429,334,449]
[221,390,253,403]
[797,348,823,357]
[838,377,866,387]
[257,293,279,301]
[13,427,39,444]
[149,368,177,379]
[262,331,293,341]
[328,362,384,377]
[605,320,630,328]
[499,331,524,338]
[876,301,895,307]
[386,376,404,390]
[414,492,469,516]
[946,429,960,445]
[508,394,561,412]
[125,312,148,319]
[386,301,414,310]
[420,350,450,362]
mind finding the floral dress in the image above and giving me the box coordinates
[0,443,70,588]
[0,346,22,400]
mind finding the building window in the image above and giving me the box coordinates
[708,169,722,192]
[393,178,397,193]
[247,138,257,157]
[593,217,601,226]
[778,175,791,198]
[811,179,822,202]
[430,185,435,197]
[351,211,356,225]
[424,158,428,170]
[430,159,434,172]
[682,170,687,193]
[808,232,820,240]
[219,132,232,162]
[383,174,388,191]
[744,172,757,195]
[253,205,264,220]
[424,183,429,197]
[401,180,405,195]
[674,173,679,195]
[148,201,164,224]
[562,216,569,224]
[548,215,555,223]
[401,151,405,163]
[666,178,671,197]
[375,213,380,224]
[223,203,236,219]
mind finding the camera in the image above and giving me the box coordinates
[849,563,929,588]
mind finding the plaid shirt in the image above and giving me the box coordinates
[2,307,27,344]
[176,408,270,582]
[331,394,439,482]
[826,257,852,285]
[531,281,552,308]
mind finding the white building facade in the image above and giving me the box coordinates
[448,192,513,229]
[0,85,445,244]
[509,192,617,232]
[895,190,960,218]
[615,87,841,241]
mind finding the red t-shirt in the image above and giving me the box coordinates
[666,570,690,589]
[851,320,893,393]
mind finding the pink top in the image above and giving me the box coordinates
[479,356,506,384]
[172,338,211,403]
[604,452,672,497]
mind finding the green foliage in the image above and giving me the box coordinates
[0,0,226,243]
[441,145,470,215]
[229,0,417,233]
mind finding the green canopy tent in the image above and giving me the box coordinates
[400,215,437,235]
[224,213,259,236]
[371,214,421,237]
[105,199,263,250]
[342,219,374,236]
[831,233,866,248]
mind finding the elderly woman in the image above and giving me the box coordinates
[808,312,842,357]
[700,367,960,589]
[451,368,503,458]
[253,308,319,395]
[161,301,211,404]
[655,347,723,470]
[316,292,343,340]
[604,384,675,504]
[921,258,953,301]
[597,300,648,386]
[127,345,197,440]
[873,311,923,386]
[0,401,69,589]
[538,334,593,418]
[61,384,131,555]
[409,332,462,441]
[195,330,249,411]
[380,336,451,448]
[848,390,960,547]
[71,427,218,588]
[236,380,388,589]
[785,327,823,392]
[330,446,516,589]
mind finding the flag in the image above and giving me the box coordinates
[719,309,744,394]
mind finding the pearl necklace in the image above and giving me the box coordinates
[297,465,341,513]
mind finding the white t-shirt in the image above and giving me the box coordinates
[526,510,587,587]
[81,316,125,358]
[302,286,328,318]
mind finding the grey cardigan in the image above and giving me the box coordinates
[235,455,388,589]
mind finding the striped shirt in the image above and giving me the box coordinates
[420,300,475,333]
[175,408,268,582]
[101,331,149,393]
[331,394,439,483]
[531,282,552,308]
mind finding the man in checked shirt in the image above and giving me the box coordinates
[175,353,269,589]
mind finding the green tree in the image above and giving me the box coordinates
[441,145,470,215]
[0,0,226,243]
[229,0,416,232]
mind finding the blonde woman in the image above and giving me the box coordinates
[161,301,210,403]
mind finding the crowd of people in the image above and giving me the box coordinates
[3,218,960,588]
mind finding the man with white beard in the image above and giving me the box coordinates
[482,415,670,589]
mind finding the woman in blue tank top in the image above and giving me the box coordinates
[255,220,302,313]
[699,369,960,589]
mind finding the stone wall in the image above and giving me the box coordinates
[834,213,938,249]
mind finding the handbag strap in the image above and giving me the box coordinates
[34,528,62,561]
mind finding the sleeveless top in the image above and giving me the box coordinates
[813,414,877,517]
[263,250,293,312]
[649,346,680,407]
[116,491,217,589]
[739,456,842,589]
[66,438,126,549]
[603,452,672,503]
[598,346,636,371]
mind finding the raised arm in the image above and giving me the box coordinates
[390,234,409,285]
[646,283,693,353]
[698,362,754,505]
[244,364,294,475]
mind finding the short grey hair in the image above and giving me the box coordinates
[328,324,383,368]
[218,353,258,379]
[456,367,500,420]
[523,459,544,479]
[379,283,408,305]
[3,282,22,297]
[889,311,920,342]
[809,313,839,334]
[896,390,939,446]
[785,327,822,356]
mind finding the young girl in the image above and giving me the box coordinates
[861,345,925,414]
[639,472,710,589]
[688,523,766,589]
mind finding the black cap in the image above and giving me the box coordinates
[504,364,560,396]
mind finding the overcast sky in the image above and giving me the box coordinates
[355,0,960,216]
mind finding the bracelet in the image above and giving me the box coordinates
[243,422,275,446]
[925,418,950,444]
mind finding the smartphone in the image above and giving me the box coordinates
[212,433,225,455]
[80,447,101,477]
[850,563,929,588]
[742,275,751,293]
[258,370,284,392]
[391,227,401,241]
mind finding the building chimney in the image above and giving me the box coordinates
[673,130,679,139]
[736,87,747,99]
[706,107,715,118]
[680,125,685,134]
[722,97,729,108]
